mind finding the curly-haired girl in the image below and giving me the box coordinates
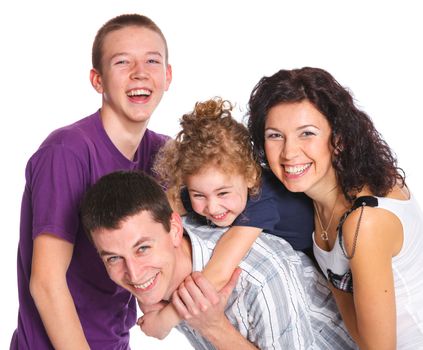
[139,97,314,339]
[248,67,423,348]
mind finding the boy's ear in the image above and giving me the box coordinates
[90,68,104,94]
[169,212,184,246]
[164,64,172,92]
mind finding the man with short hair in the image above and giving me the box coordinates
[11,14,172,349]
[81,170,357,349]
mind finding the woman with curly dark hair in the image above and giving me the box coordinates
[248,67,423,349]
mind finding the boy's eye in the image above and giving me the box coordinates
[114,59,129,65]
[218,191,229,197]
[147,59,160,64]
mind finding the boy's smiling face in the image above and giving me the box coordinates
[91,25,172,126]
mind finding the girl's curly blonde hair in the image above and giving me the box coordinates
[153,98,261,205]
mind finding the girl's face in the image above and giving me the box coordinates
[186,166,251,227]
[264,100,336,197]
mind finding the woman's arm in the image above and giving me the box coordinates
[334,206,402,349]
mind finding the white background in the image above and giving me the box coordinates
[1,1,422,348]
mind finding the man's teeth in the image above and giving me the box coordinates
[133,275,155,290]
[127,89,151,97]
[284,163,311,174]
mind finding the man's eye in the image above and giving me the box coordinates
[115,59,128,65]
[106,256,120,264]
[138,246,150,254]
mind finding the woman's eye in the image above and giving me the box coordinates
[301,131,316,137]
[265,132,283,139]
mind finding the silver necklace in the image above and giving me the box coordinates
[313,195,338,241]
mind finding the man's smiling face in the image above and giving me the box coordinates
[92,210,183,305]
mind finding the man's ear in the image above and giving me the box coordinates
[90,68,104,94]
[169,212,184,247]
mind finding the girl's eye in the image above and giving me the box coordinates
[192,193,205,198]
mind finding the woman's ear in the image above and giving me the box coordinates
[333,134,344,156]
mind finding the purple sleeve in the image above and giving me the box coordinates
[27,144,87,243]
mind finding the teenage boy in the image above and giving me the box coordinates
[11,14,172,350]
[81,170,357,350]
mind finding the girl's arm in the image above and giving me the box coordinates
[203,226,262,289]
[333,206,401,349]
[138,225,262,338]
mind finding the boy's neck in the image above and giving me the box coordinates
[100,109,149,160]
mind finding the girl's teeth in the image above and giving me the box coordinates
[212,212,227,219]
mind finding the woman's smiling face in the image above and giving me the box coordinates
[264,100,336,196]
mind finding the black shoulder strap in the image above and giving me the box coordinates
[338,196,378,259]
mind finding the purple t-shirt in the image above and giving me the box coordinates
[11,111,168,350]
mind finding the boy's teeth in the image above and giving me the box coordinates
[285,163,311,174]
[127,89,151,97]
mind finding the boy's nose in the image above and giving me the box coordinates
[130,63,149,80]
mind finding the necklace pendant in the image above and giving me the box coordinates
[321,230,329,241]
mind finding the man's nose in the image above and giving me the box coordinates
[125,257,141,282]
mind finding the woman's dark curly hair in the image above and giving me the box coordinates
[247,67,404,201]
[154,97,261,204]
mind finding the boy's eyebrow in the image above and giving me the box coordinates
[110,51,163,60]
